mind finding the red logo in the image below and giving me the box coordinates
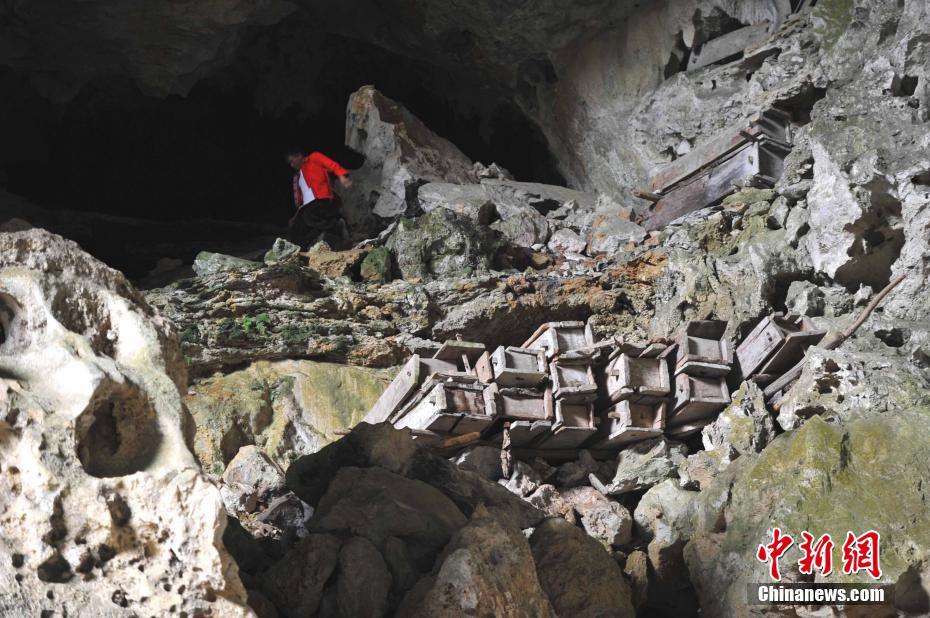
[757,529,881,581]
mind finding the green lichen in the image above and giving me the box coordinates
[811,0,854,51]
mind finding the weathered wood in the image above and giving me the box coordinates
[597,400,667,448]
[474,351,494,383]
[523,321,592,359]
[363,355,459,424]
[606,353,671,404]
[509,420,552,447]
[687,21,773,71]
[396,381,492,435]
[674,320,732,377]
[669,373,729,425]
[490,345,547,387]
[488,383,552,421]
[550,360,598,401]
[633,189,662,203]
[736,313,825,378]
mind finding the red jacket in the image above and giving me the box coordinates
[293,152,349,206]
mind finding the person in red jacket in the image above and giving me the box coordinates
[286,148,353,247]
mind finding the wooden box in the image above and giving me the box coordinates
[522,321,594,359]
[539,400,597,449]
[736,313,826,378]
[674,320,732,377]
[509,419,552,447]
[597,400,667,448]
[364,354,460,424]
[665,417,715,440]
[669,373,729,425]
[606,353,671,404]
[549,359,598,401]
[487,383,552,422]
[686,21,772,71]
[433,339,487,373]
[489,345,547,387]
[395,380,494,435]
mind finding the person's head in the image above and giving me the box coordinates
[286,148,305,171]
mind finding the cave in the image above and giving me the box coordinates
[0,10,564,279]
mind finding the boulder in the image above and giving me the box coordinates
[529,518,635,617]
[577,499,633,549]
[547,227,587,254]
[526,484,576,523]
[335,536,392,618]
[221,445,286,514]
[701,381,775,460]
[481,179,597,214]
[387,208,501,280]
[193,250,261,276]
[261,533,342,618]
[0,229,250,616]
[344,86,476,221]
[491,205,550,247]
[398,507,556,617]
[360,245,393,282]
[584,195,646,255]
[417,182,496,224]
[454,445,505,481]
[186,360,394,473]
[264,237,301,264]
[311,466,467,570]
[589,437,687,496]
[555,450,600,488]
[305,242,369,278]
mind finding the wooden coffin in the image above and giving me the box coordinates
[597,400,667,448]
[523,321,594,359]
[649,109,792,195]
[669,373,730,426]
[538,400,597,449]
[395,380,495,435]
[487,383,552,422]
[736,313,826,379]
[606,353,671,404]
[364,355,460,424]
[665,417,715,439]
[433,339,487,373]
[509,419,553,447]
[674,320,732,377]
[489,345,547,387]
[645,136,791,231]
[549,359,598,401]
[687,21,773,71]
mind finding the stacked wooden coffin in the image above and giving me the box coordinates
[736,312,826,386]
[641,108,793,231]
[666,320,733,438]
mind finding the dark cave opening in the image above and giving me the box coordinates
[0,26,563,277]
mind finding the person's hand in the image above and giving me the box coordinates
[340,176,353,189]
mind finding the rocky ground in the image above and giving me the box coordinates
[3,0,930,616]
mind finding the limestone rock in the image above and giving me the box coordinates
[398,507,556,617]
[335,536,392,618]
[306,242,369,278]
[417,182,495,224]
[481,179,597,214]
[186,359,394,473]
[221,445,286,515]
[530,517,635,617]
[590,437,687,496]
[701,381,775,460]
[360,246,393,283]
[193,250,262,276]
[555,450,600,488]
[387,209,501,281]
[264,238,300,264]
[547,227,587,254]
[577,499,633,549]
[261,533,342,617]
[584,195,646,255]
[491,204,550,248]
[454,445,505,481]
[344,86,476,220]
[311,466,467,570]
[526,484,576,523]
[0,229,250,616]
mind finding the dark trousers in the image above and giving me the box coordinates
[288,198,344,248]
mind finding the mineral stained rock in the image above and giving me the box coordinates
[0,230,252,617]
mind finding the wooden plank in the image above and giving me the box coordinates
[491,346,547,387]
[757,329,825,376]
[363,355,425,424]
[669,373,729,425]
[645,142,762,231]
[687,21,772,71]
[735,316,785,378]
[649,124,759,194]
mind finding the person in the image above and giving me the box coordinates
[286,148,353,247]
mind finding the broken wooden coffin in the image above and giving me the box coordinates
[674,320,732,377]
[687,20,773,71]
[596,399,667,448]
[537,400,597,449]
[363,354,461,424]
[486,345,547,387]
[549,358,598,402]
[522,321,595,359]
[486,382,552,422]
[605,352,671,404]
[736,312,826,380]
[394,379,495,436]
[643,109,792,231]
[668,372,730,427]
[433,339,487,374]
